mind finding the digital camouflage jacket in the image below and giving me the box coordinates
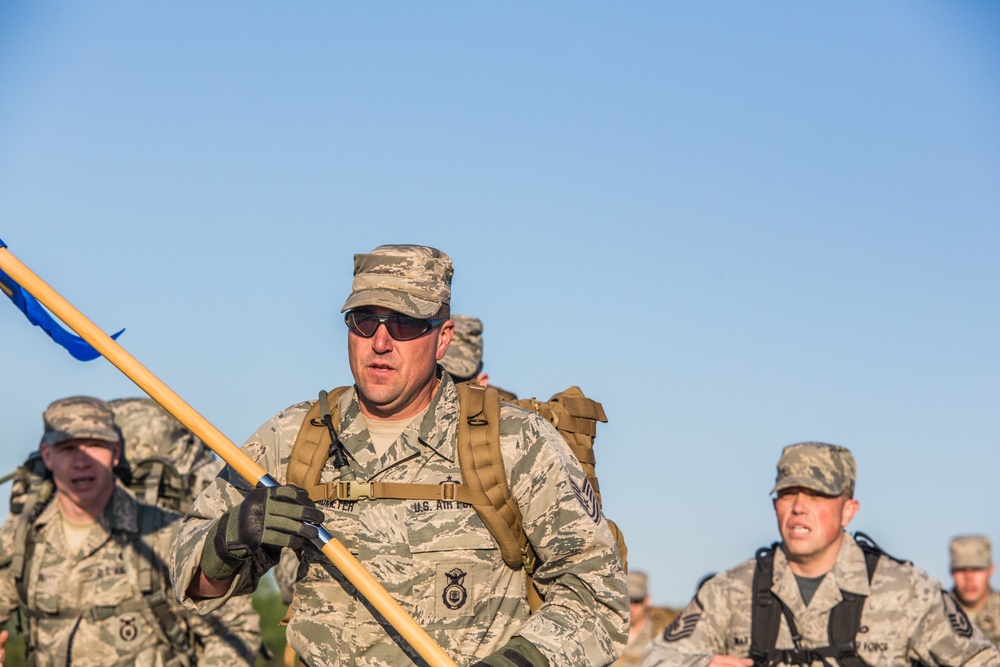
[0,485,189,667]
[642,533,1000,667]
[170,375,628,666]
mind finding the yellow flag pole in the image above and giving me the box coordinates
[0,244,458,667]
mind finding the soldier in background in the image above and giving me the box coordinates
[110,398,262,665]
[950,535,1000,646]
[642,441,999,667]
[613,571,675,667]
[0,397,194,667]
[439,314,517,400]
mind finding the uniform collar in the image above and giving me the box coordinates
[772,532,871,613]
[35,482,138,533]
[338,373,459,476]
[415,373,459,462]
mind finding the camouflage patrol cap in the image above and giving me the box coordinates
[341,244,453,319]
[771,441,856,496]
[440,315,483,380]
[950,534,992,570]
[40,396,122,447]
[627,571,648,602]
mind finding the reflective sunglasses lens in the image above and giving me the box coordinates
[385,316,430,340]
[346,312,379,337]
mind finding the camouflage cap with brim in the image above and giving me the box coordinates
[627,571,648,601]
[341,244,453,319]
[950,534,992,570]
[41,396,122,447]
[440,314,483,379]
[771,441,856,496]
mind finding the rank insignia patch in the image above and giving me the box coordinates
[571,476,602,524]
[663,612,701,642]
[943,592,974,638]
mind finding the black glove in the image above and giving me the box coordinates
[200,484,324,581]
[470,637,550,667]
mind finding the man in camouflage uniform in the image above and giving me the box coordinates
[613,571,675,667]
[110,398,262,665]
[170,244,628,666]
[950,535,1000,647]
[641,442,1000,667]
[439,314,517,401]
[0,397,194,667]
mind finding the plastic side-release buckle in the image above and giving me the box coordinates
[338,480,375,501]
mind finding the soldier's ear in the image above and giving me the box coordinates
[840,497,859,528]
[40,444,54,470]
[435,320,454,361]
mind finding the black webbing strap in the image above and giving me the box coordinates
[749,535,881,667]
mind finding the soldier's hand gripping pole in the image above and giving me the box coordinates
[0,243,459,667]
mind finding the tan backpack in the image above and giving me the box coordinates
[285,383,626,610]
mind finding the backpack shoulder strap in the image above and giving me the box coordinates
[283,383,536,577]
[749,543,782,666]
[826,533,883,667]
[11,485,52,588]
[455,382,532,573]
[132,503,193,658]
[287,387,351,489]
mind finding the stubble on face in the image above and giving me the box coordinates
[348,310,453,420]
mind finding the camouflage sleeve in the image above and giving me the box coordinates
[187,594,261,666]
[0,515,20,626]
[906,569,1000,667]
[273,547,300,606]
[169,402,311,614]
[641,569,748,667]
[501,407,629,665]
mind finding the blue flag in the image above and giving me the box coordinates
[0,238,124,361]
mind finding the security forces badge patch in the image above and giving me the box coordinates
[435,562,478,618]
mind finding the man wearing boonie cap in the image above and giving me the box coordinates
[173,244,628,667]
[642,442,1000,667]
[950,535,1000,646]
[0,396,203,666]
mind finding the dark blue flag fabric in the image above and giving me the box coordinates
[0,241,124,361]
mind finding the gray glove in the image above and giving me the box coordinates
[200,484,324,581]
[470,637,550,667]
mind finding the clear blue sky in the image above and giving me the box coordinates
[1,2,997,607]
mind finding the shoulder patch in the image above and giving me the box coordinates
[570,476,602,524]
[663,611,701,642]
[943,591,974,638]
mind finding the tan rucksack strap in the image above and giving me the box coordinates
[455,383,534,574]
[286,387,351,489]
[302,480,490,505]
[286,382,537,575]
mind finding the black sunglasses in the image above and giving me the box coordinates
[344,310,447,341]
